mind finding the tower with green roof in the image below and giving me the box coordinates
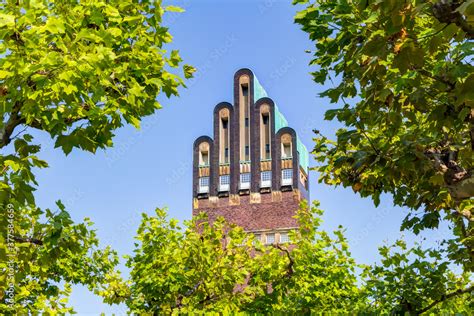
[192,69,309,243]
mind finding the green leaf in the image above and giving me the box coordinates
[165,6,185,13]
[0,13,15,27]
[324,108,342,120]
[4,160,20,171]
[0,70,12,79]
[183,64,196,79]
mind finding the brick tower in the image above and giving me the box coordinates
[192,68,309,243]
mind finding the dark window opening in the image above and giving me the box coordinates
[225,148,229,159]
[222,118,228,129]
[283,143,291,158]
[245,146,250,156]
[201,151,209,165]
[262,114,269,125]
[245,117,249,127]
[242,84,248,97]
[265,144,270,154]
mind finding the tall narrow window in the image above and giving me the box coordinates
[281,134,292,159]
[219,109,230,164]
[244,85,250,161]
[260,107,271,160]
[222,117,229,163]
[239,77,250,162]
[200,151,209,166]
[242,84,248,98]
[198,142,210,195]
[283,144,291,158]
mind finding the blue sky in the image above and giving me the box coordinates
[30,0,451,314]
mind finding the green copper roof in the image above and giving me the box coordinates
[253,74,309,173]
[297,139,309,173]
[253,75,268,101]
[274,104,288,133]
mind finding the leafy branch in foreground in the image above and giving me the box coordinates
[0,0,194,154]
[106,202,472,314]
[363,240,473,314]
[116,201,363,314]
[1,0,193,313]
[294,0,474,270]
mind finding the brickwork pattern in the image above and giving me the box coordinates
[193,191,300,231]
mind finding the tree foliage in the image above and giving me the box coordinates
[108,203,472,314]
[120,205,360,314]
[363,240,473,314]
[119,202,364,314]
[294,0,474,270]
[0,0,192,313]
[0,0,193,154]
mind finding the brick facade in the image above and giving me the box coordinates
[193,191,301,231]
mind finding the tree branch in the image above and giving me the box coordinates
[273,244,294,278]
[174,280,203,309]
[417,284,474,314]
[415,68,455,90]
[1,101,24,149]
[12,235,43,246]
[432,0,474,39]
[1,101,90,149]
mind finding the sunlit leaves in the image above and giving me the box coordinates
[363,241,473,314]
[115,202,472,314]
[0,0,192,313]
[122,202,363,314]
[294,0,474,269]
[0,0,193,155]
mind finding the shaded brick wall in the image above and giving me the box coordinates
[193,191,300,231]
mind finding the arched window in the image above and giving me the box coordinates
[239,75,250,162]
[281,134,293,186]
[198,142,210,194]
[260,104,271,160]
[199,142,210,166]
[281,134,292,159]
[219,108,230,164]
